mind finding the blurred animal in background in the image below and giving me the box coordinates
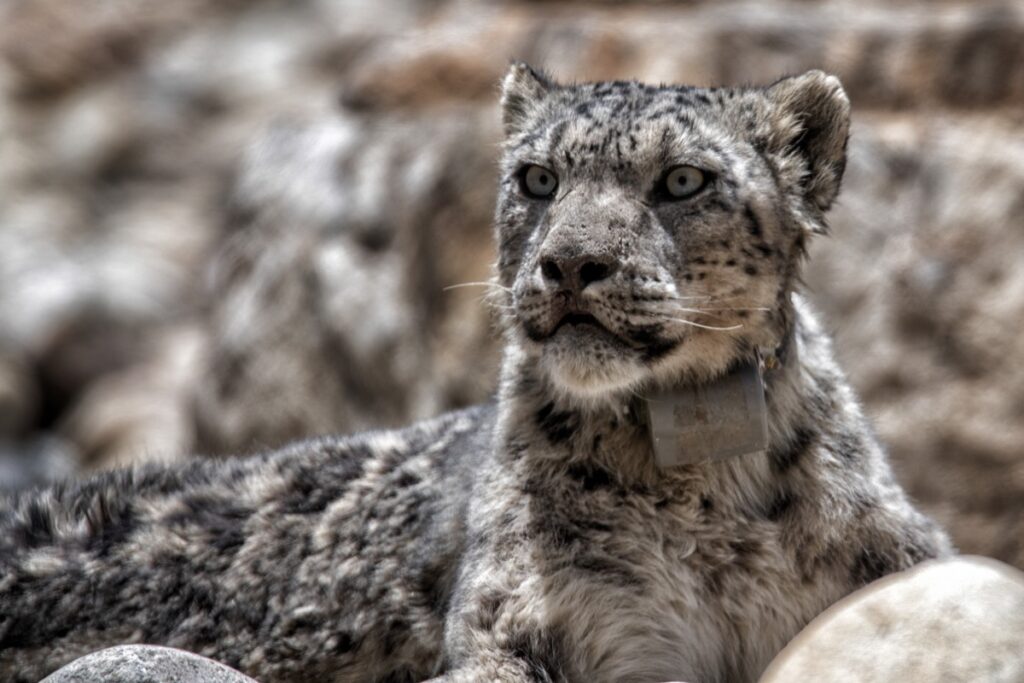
[191,111,501,455]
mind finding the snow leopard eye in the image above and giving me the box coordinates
[659,165,709,200]
[519,164,558,199]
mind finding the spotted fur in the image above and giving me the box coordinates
[0,65,949,682]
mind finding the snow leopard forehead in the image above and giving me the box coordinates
[502,78,757,184]
[496,63,849,212]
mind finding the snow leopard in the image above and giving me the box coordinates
[0,64,950,683]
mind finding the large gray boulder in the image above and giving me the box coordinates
[761,556,1024,682]
[41,645,258,683]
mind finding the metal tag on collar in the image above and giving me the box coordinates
[646,359,768,468]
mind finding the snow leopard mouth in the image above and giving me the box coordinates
[546,311,679,361]
[551,312,604,335]
[548,312,630,347]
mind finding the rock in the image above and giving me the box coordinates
[760,556,1024,682]
[0,0,241,97]
[41,644,258,683]
[339,3,1024,112]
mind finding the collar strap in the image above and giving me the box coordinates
[643,323,798,469]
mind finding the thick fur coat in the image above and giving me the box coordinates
[0,65,949,683]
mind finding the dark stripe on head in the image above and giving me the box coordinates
[546,119,569,154]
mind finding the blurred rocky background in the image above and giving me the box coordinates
[0,0,1022,568]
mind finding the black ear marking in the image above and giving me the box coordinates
[765,70,851,213]
[500,62,556,137]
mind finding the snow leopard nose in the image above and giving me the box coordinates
[539,252,619,293]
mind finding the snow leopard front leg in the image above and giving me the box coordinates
[427,528,577,683]
[431,606,690,683]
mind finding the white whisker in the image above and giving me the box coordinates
[666,318,743,331]
[698,306,770,313]
[666,307,713,315]
[662,295,713,302]
[443,281,513,293]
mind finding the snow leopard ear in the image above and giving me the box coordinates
[500,62,555,137]
[765,70,851,212]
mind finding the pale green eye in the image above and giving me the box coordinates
[662,165,708,199]
[520,164,558,199]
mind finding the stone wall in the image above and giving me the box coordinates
[1,0,1022,567]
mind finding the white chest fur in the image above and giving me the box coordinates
[532,490,840,683]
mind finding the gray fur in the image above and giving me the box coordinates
[0,66,949,683]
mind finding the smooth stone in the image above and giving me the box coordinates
[41,644,259,683]
[761,556,1024,682]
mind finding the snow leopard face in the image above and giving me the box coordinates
[494,63,850,401]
